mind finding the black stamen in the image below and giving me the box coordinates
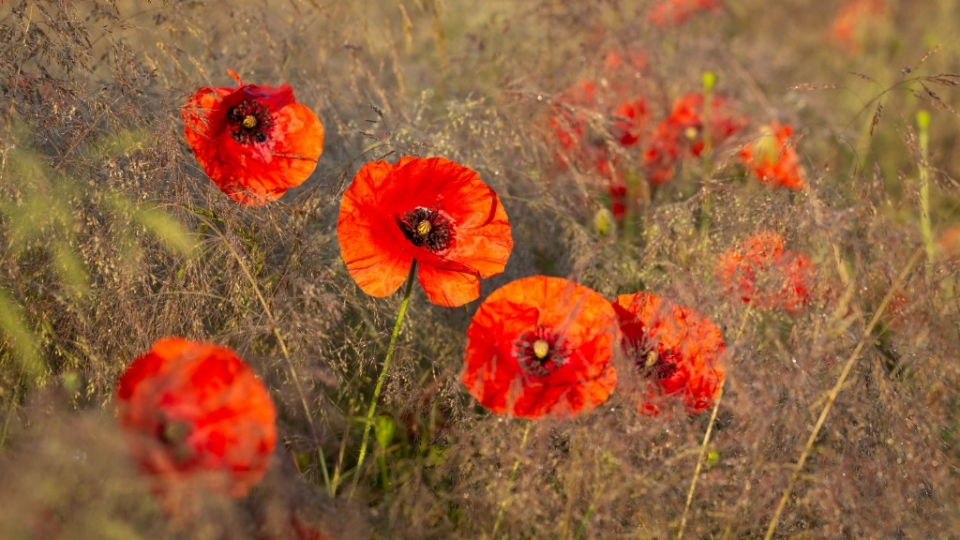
[226,99,273,145]
[397,207,454,252]
[631,341,678,381]
[513,325,570,377]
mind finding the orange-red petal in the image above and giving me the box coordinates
[716,233,816,314]
[461,276,620,419]
[116,337,277,499]
[337,156,512,307]
[614,292,725,416]
[181,74,324,205]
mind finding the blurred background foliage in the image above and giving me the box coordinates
[1,0,959,538]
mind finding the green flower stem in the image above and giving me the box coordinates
[351,260,418,496]
[699,71,717,252]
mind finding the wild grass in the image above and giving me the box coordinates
[1,0,959,538]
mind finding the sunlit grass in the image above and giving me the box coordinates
[1,0,959,538]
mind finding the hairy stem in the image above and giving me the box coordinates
[350,260,418,497]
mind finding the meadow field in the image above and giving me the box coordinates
[1,0,960,538]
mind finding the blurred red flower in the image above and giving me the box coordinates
[461,276,620,419]
[549,80,598,160]
[290,514,330,540]
[337,156,513,307]
[614,292,725,415]
[602,49,649,76]
[739,123,805,190]
[667,93,745,156]
[937,226,960,258]
[830,0,886,53]
[608,183,628,222]
[549,80,652,174]
[182,69,324,205]
[641,92,745,185]
[648,0,723,27]
[716,232,816,314]
[642,123,683,185]
[116,337,277,499]
[548,81,615,183]
[612,97,652,148]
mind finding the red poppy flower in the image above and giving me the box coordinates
[609,183,628,222]
[830,0,886,53]
[715,232,816,314]
[667,93,745,156]
[182,69,324,205]
[640,92,744,185]
[337,156,513,308]
[612,98,652,147]
[548,80,616,181]
[548,79,652,179]
[602,49,649,75]
[461,276,620,419]
[938,226,960,258]
[648,0,723,27]
[642,123,682,185]
[549,80,597,156]
[116,337,277,499]
[613,292,725,415]
[739,123,805,190]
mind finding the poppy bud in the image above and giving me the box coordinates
[594,207,615,236]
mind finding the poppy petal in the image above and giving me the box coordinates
[416,264,481,308]
[461,276,620,419]
[614,292,725,415]
[338,156,512,307]
[116,338,277,500]
[181,75,324,206]
[337,162,414,298]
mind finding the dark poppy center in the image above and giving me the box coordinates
[157,417,195,464]
[513,325,570,377]
[397,207,454,252]
[226,99,273,145]
[629,341,678,381]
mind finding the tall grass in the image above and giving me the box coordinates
[1,0,959,538]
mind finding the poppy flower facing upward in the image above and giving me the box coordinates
[461,276,620,419]
[614,292,725,416]
[337,156,513,308]
[739,123,805,190]
[715,232,816,314]
[182,69,324,205]
[116,337,277,500]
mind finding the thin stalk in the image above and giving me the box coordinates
[350,261,418,497]
[0,374,21,450]
[574,504,595,540]
[491,421,533,537]
[677,307,751,539]
[204,215,321,467]
[917,110,934,281]
[763,249,923,540]
[677,386,723,540]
